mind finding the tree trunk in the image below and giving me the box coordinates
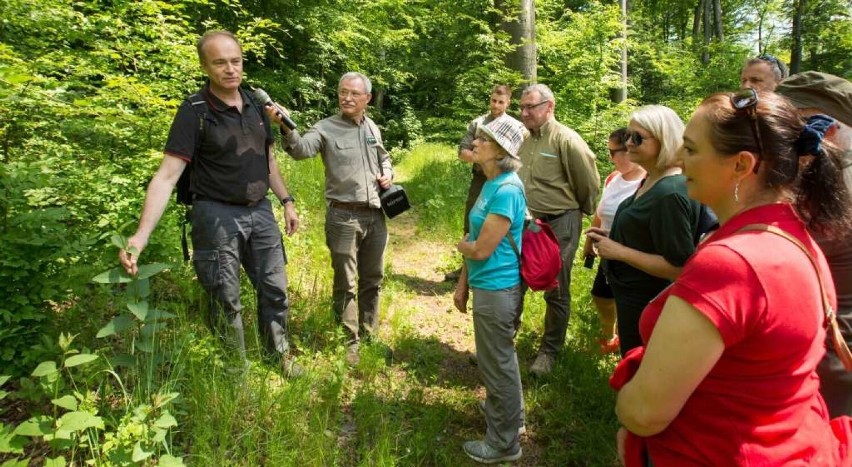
[612,0,628,103]
[702,0,711,63]
[790,0,805,74]
[713,0,724,41]
[496,0,537,85]
[692,0,703,40]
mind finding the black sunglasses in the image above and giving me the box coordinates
[730,88,765,174]
[626,131,651,146]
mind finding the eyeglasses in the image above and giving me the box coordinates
[338,90,366,99]
[608,147,627,157]
[520,100,549,112]
[476,135,495,143]
[626,131,653,146]
[730,88,765,174]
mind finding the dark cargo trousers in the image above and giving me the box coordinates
[190,199,291,361]
[325,206,387,344]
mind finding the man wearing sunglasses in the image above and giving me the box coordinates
[740,53,789,92]
[516,84,600,377]
[777,71,852,418]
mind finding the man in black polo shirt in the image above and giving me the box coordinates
[119,30,302,376]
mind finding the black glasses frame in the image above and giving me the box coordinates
[730,88,765,174]
[519,100,549,112]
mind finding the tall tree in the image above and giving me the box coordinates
[615,0,628,102]
[497,0,537,85]
[790,0,805,73]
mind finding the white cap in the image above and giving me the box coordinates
[476,116,526,159]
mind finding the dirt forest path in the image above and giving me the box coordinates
[377,211,545,466]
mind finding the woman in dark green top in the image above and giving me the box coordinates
[586,105,701,355]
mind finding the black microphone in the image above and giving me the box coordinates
[252,87,297,130]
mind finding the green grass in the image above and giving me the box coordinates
[5,142,618,466]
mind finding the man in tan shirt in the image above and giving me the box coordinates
[270,72,393,366]
[517,84,600,376]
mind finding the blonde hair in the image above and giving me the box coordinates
[630,105,684,170]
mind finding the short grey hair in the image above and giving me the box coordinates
[629,105,685,170]
[522,84,556,105]
[496,154,523,173]
[339,72,372,94]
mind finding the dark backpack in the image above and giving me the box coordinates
[495,182,563,291]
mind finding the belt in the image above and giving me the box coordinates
[329,201,379,212]
[193,195,262,207]
[535,209,575,222]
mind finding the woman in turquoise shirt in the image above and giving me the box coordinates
[454,116,527,464]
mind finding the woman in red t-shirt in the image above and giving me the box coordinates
[613,90,852,466]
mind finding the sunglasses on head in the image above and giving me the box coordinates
[626,131,652,146]
[730,88,765,174]
[758,54,781,70]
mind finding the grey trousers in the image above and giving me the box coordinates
[325,206,388,344]
[522,209,582,355]
[190,199,290,360]
[473,285,524,451]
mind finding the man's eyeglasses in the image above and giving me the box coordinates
[730,88,765,174]
[626,131,652,146]
[520,100,549,112]
[608,147,627,157]
[338,90,366,99]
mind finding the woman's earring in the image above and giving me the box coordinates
[734,181,740,203]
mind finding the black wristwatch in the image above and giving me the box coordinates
[280,195,295,206]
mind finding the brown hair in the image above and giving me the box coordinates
[699,91,851,235]
[196,30,241,64]
[609,127,629,146]
[491,85,512,97]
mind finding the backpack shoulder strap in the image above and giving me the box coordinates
[495,181,527,261]
[186,93,208,159]
[241,87,272,167]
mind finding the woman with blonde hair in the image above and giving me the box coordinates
[587,105,702,356]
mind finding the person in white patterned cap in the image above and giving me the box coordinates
[445,85,523,282]
[454,115,528,464]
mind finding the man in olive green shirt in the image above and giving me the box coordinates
[271,72,393,367]
[517,84,600,376]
